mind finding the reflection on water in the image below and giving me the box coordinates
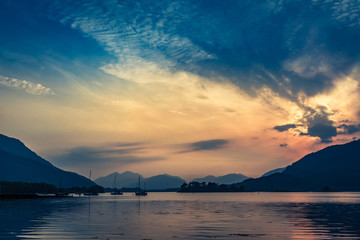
[1,192,360,239]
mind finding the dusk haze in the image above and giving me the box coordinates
[1,1,360,239]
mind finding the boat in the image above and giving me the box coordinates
[135,176,147,196]
[84,170,99,196]
[110,174,123,195]
[111,190,123,195]
[55,192,71,197]
[56,175,70,197]
[83,192,98,196]
[135,190,147,196]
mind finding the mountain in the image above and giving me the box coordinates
[145,174,186,190]
[0,134,51,166]
[261,167,286,177]
[94,171,144,188]
[192,175,217,183]
[239,140,360,191]
[0,134,96,188]
[95,172,186,190]
[193,173,250,184]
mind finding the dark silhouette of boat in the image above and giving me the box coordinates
[55,192,70,197]
[111,190,123,195]
[84,170,99,196]
[56,175,70,197]
[110,175,123,195]
[83,192,98,196]
[135,190,147,196]
[135,176,147,196]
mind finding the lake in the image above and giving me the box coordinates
[1,192,360,239]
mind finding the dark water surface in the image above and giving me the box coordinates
[1,192,360,239]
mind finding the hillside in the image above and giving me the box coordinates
[145,174,186,190]
[0,134,96,188]
[261,167,286,177]
[193,173,250,184]
[239,140,360,191]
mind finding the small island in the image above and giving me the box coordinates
[178,181,244,192]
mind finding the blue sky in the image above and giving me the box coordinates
[1,0,360,179]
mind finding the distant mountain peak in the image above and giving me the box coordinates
[203,175,216,178]
[94,172,186,189]
[121,171,141,175]
[193,173,250,185]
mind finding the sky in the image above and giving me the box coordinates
[1,0,360,180]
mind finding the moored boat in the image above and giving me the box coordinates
[135,176,147,196]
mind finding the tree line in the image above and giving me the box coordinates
[178,181,245,192]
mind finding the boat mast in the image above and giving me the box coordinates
[138,176,140,190]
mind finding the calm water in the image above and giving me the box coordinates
[1,192,360,240]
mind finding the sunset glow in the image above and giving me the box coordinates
[1,0,360,180]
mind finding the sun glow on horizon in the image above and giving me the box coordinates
[1,0,360,179]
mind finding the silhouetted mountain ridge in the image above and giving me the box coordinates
[95,171,144,188]
[261,167,286,177]
[95,172,186,190]
[0,134,51,166]
[0,134,96,188]
[145,174,186,190]
[193,173,250,184]
[239,140,360,191]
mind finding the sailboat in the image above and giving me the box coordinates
[83,170,99,196]
[111,174,123,195]
[56,175,70,197]
[135,176,147,196]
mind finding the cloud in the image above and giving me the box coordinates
[321,0,360,29]
[338,124,360,135]
[50,1,212,72]
[303,105,338,142]
[45,0,360,99]
[307,123,337,143]
[46,1,360,125]
[273,103,341,143]
[112,142,145,148]
[0,75,55,95]
[44,1,360,147]
[180,139,229,153]
[273,124,298,132]
[52,143,162,166]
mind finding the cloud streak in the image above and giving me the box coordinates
[179,139,229,153]
[274,124,298,132]
[50,1,212,72]
[338,124,360,135]
[52,143,163,166]
[0,75,55,96]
